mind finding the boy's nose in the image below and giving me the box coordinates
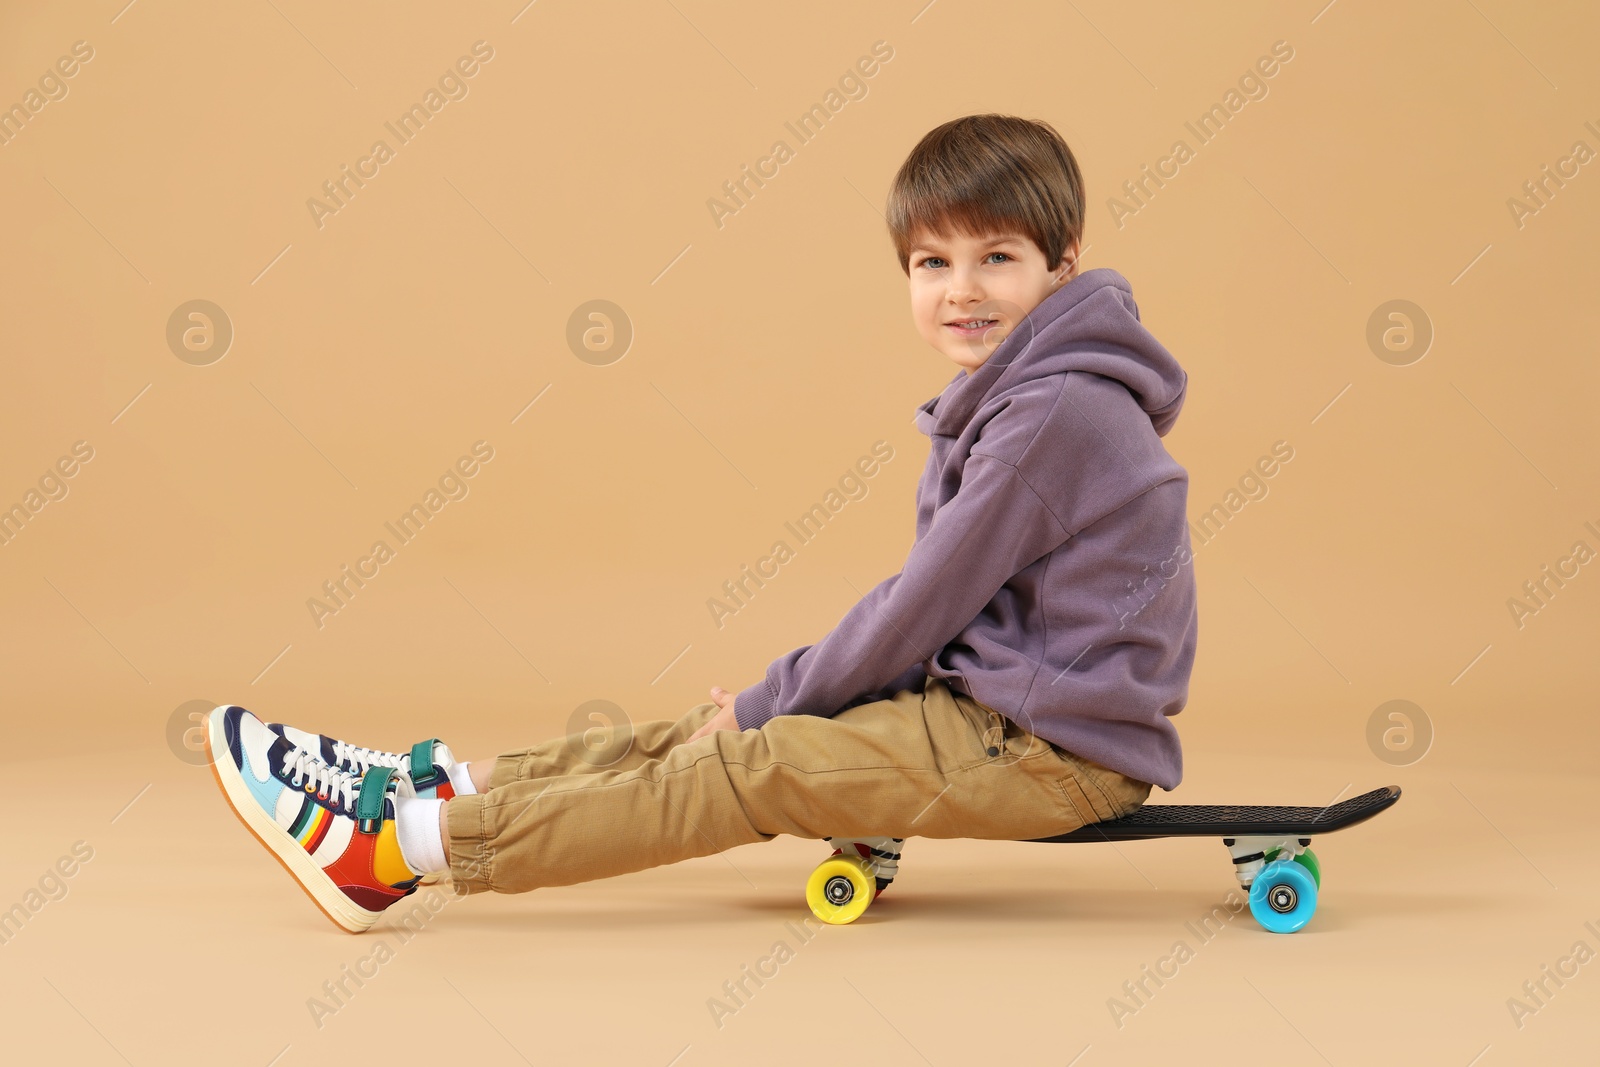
[945,277,984,303]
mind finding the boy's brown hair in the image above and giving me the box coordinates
[886,113,1085,276]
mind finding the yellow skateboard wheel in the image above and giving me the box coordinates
[805,855,875,925]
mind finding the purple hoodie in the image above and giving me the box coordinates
[734,268,1197,792]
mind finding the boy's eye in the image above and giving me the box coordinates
[916,252,1011,269]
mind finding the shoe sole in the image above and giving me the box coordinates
[204,707,385,935]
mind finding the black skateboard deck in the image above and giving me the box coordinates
[1023,784,1401,843]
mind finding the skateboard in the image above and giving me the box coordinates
[805,785,1401,933]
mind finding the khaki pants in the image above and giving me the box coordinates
[444,678,1152,895]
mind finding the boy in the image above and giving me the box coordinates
[205,113,1198,933]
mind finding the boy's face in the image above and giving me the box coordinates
[908,226,1079,375]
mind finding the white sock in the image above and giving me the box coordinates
[447,760,477,796]
[394,796,449,875]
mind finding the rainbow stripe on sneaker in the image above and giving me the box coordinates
[291,803,335,853]
[206,705,424,933]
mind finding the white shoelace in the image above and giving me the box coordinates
[281,747,365,813]
[331,739,411,776]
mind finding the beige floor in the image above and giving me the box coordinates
[3,743,1591,1066]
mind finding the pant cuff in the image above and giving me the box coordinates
[444,793,495,894]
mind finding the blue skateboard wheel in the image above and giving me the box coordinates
[1249,859,1319,933]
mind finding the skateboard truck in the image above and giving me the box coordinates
[1223,835,1312,888]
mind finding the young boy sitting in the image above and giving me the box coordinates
[205,112,1198,933]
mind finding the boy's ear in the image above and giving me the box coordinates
[1056,240,1081,283]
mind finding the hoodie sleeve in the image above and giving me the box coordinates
[733,449,1070,731]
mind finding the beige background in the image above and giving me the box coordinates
[2,1,1597,1063]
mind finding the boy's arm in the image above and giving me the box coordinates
[733,372,1184,731]
[732,450,1069,731]
[847,661,929,707]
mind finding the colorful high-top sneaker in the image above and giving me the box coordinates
[269,724,463,800]
[268,725,468,886]
[826,837,905,899]
[205,705,425,933]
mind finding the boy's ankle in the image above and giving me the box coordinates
[393,795,450,876]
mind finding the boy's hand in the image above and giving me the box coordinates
[687,686,742,743]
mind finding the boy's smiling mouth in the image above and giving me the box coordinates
[945,316,1000,334]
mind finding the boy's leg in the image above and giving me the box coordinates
[444,678,1150,895]
[478,701,722,788]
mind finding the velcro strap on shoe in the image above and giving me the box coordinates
[357,766,396,834]
[408,740,442,787]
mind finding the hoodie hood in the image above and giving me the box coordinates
[914,267,1187,440]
